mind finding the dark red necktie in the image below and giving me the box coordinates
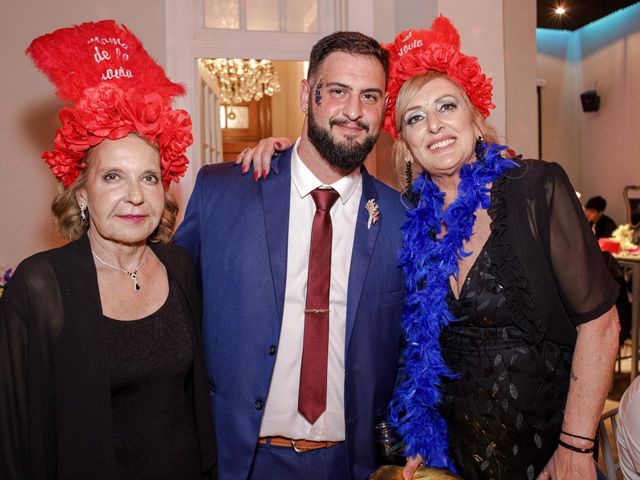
[298,188,340,424]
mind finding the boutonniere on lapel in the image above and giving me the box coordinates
[365,199,380,230]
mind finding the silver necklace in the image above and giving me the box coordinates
[91,248,147,292]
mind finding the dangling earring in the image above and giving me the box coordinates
[405,158,413,193]
[404,158,420,205]
[474,135,486,164]
[79,202,87,221]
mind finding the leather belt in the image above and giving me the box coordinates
[258,436,342,453]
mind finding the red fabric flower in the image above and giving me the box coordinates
[158,109,192,188]
[27,20,190,188]
[41,83,191,187]
[423,44,457,71]
[43,150,85,187]
[79,86,128,135]
[382,15,494,139]
[450,54,482,86]
[122,89,168,138]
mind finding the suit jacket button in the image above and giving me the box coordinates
[268,345,277,355]
[255,400,264,410]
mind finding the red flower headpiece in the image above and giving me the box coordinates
[382,15,495,139]
[26,20,191,188]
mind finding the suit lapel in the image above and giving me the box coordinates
[345,168,381,348]
[261,150,292,323]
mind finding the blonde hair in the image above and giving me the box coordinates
[50,135,178,243]
[392,71,499,193]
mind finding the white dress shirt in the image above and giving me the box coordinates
[259,139,362,441]
[618,375,640,479]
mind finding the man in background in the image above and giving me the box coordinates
[585,195,617,238]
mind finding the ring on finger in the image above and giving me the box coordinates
[242,147,254,155]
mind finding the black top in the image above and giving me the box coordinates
[442,240,573,479]
[106,280,200,479]
[489,159,618,347]
[0,236,216,480]
[592,214,617,239]
[433,161,618,478]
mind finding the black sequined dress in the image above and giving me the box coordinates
[440,241,574,480]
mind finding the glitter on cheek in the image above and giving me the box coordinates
[315,81,323,107]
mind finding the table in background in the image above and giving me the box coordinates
[613,253,640,379]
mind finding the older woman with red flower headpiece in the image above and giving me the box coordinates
[240,15,619,480]
[0,21,216,479]
[381,16,618,480]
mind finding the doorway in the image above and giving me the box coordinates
[198,58,307,163]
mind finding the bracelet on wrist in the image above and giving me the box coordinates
[558,439,595,454]
[560,430,596,443]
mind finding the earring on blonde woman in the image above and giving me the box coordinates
[79,203,87,221]
[475,136,486,164]
[405,158,420,205]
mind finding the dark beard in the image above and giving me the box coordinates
[307,107,378,171]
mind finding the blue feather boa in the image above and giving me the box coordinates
[389,143,517,469]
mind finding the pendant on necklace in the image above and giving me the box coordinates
[127,270,141,291]
[91,249,144,292]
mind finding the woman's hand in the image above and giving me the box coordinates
[536,446,597,480]
[235,137,292,181]
[402,454,424,480]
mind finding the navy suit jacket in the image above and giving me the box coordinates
[176,148,405,479]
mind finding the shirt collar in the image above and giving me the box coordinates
[291,138,362,205]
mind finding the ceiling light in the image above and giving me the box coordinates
[555,5,566,15]
[200,58,281,105]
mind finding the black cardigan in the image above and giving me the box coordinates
[0,236,216,479]
[488,159,619,347]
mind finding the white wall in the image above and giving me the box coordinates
[536,4,640,225]
[0,0,166,267]
[439,0,506,140]
[503,0,538,158]
[271,61,306,140]
[577,9,640,225]
[536,30,580,180]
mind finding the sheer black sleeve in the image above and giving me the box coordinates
[0,256,63,479]
[542,162,619,324]
[1,262,32,480]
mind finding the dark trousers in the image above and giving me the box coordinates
[248,441,348,480]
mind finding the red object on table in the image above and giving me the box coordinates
[599,238,620,254]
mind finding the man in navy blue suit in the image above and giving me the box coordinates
[176,31,406,480]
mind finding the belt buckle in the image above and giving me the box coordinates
[291,439,305,453]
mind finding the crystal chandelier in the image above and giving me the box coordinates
[200,58,281,105]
